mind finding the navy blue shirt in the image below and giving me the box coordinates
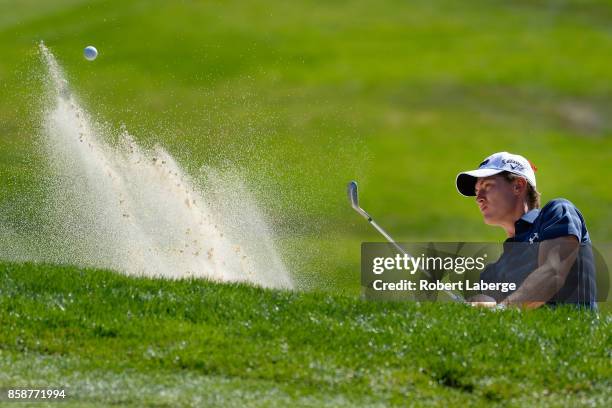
[480,199,597,308]
[511,198,591,245]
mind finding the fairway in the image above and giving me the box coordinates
[1,0,611,406]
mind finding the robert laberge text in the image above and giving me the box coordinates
[372,280,516,293]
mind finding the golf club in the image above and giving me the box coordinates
[347,180,464,303]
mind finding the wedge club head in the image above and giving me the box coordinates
[347,181,371,220]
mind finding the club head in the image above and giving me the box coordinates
[347,181,359,210]
[347,181,370,220]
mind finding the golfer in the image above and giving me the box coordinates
[456,152,596,309]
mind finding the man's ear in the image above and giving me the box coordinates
[514,177,527,195]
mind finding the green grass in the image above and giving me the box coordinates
[1,0,611,244]
[1,0,612,405]
[1,262,610,407]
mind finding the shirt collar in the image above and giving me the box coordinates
[519,209,540,224]
[505,209,540,243]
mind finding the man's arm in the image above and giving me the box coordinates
[500,235,580,309]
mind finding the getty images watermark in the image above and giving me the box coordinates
[361,242,610,303]
[371,251,517,293]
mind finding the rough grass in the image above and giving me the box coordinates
[0,262,610,406]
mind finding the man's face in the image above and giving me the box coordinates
[474,175,518,226]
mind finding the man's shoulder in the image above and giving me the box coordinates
[539,198,584,220]
[541,198,580,212]
[536,198,589,242]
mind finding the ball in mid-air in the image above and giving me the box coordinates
[84,45,98,61]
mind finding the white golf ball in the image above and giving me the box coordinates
[84,45,98,61]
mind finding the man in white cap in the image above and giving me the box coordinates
[456,152,596,309]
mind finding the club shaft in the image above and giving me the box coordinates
[367,217,464,303]
[369,220,409,255]
[348,181,463,302]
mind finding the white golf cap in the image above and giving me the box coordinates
[456,152,537,196]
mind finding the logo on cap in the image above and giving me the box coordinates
[501,159,525,172]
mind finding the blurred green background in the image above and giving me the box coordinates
[1,0,611,293]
